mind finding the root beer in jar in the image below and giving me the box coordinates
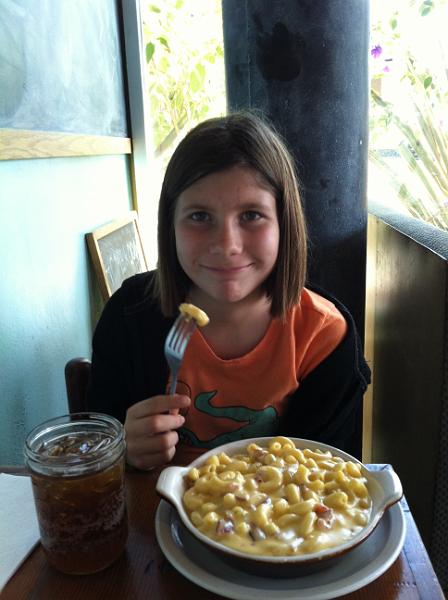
[24,413,128,575]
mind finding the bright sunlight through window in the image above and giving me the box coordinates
[369,0,448,231]
[141,0,225,176]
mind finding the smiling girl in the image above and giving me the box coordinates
[87,112,370,470]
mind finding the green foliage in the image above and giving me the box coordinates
[419,0,434,15]
[370,0,448,231]
[142,0,225,163]
[145,42,155,63]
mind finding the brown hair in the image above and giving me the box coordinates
[154,111,307,318]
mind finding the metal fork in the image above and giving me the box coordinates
[164,313,197,395]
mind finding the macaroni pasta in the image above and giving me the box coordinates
[179,303,209,327]
[182,437,372,556]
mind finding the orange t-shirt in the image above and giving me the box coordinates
[170,288,347,464]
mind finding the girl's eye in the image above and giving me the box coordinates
[189,211,210,222]
[241,210,262,222]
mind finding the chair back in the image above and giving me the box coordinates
[65,357,91,413]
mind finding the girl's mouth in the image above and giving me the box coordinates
[203,264,251,274]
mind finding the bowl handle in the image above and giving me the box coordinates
[369,467,403,507]
[156,465,185,511]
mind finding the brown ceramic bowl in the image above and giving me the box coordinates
[156,437,402,578]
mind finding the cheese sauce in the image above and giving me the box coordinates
[183,437,372,557]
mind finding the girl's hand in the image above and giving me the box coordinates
[124,394,190,470]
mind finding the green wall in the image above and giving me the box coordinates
[0,154,133,463]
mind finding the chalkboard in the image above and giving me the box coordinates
[0,0,128,137]
[86,212,148,301]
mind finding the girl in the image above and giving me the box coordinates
[87,112,370,470]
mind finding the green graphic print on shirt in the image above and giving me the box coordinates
[178,390,279,449]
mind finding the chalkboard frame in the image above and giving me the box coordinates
[86,211,149,301]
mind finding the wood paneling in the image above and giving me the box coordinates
[0,129,131,160]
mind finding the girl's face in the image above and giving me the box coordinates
[174,166,280,308]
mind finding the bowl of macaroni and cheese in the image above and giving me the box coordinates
[156,437,402,577]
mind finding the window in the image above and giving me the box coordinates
[369,0,448,231]
[141,0,226,260]
[142,1,225,168]
[122,0,226,266]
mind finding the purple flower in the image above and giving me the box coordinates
[371,45,383,59]
[383,65,390,73]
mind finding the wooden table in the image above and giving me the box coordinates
[1,467,445,600]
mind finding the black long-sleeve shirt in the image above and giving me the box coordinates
[87,271,370,459]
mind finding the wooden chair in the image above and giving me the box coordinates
[64,357,91,413]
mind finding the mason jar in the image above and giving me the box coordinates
[24,412,128,575]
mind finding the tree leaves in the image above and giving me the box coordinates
[146,42,155,63]
[370,1,448,230]
[142,0,225,159]
[189,63,206,93]
[419,0,434,16]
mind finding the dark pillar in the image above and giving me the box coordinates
[222,0,370,336]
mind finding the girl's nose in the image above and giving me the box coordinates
[209,221,242,255]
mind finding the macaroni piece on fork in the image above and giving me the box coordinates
[179,303,210,327]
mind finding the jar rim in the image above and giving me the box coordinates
[24,412,125,474]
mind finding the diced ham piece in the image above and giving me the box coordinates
[235,492,249,502]
[227,482,240,492]
[253,449,268,459]
[249,525,266,541]
[314,503,334,530]
[314,503,330,514]
[216,519,234,535]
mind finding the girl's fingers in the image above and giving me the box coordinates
[128,394,190,418]
[127,429,180,456]
[126,430,180,469]
[129,447,177,470]
[128,413,185,438]
[124,394,189,469]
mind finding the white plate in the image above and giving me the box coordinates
[155,499,406,600]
